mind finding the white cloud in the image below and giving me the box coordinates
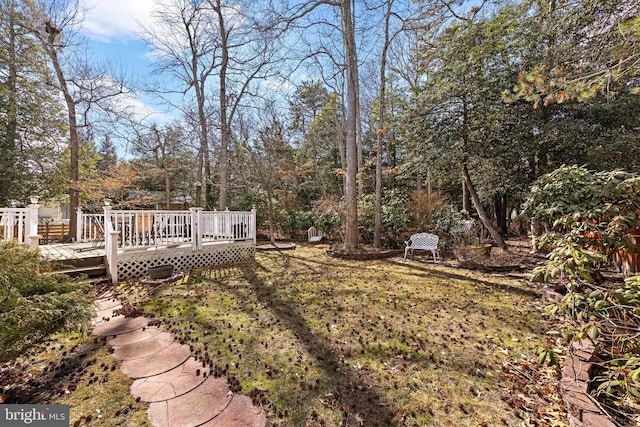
[80,0,156,42]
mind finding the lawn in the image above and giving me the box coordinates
[1,243,567,426]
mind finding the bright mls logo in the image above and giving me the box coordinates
[2,405,69,426]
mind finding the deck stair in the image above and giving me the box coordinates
[50,255,107,280]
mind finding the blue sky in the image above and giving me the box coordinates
[78,0,171,125]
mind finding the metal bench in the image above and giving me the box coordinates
[404,232,439,262]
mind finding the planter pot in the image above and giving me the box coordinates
[469,244,492,257]
[148,264,175,280]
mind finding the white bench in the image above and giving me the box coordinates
[404,233,439,262]
[308,226,323,242]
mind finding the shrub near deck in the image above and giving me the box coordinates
[130,245,564,426]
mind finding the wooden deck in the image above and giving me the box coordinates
[39,242,106,261]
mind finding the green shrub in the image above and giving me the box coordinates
[524,165,640,410]
[0,241,93,363]
[357,189,411,246]
[280,210,314,237]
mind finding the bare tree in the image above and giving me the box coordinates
[27,0,128,240]
[373,0,394,248]
[141,0,217,208]
[205,0,282,210]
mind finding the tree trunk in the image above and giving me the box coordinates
[45,31,79,241]
[463,167,507,250]
[1,5,18,205]
[341,0,359,251]
[374,0,392,249]
[216,0,229,211]
[460,98,506,250]
[266,188,276,245]
[495,193,508,236]
[462,179,471,213]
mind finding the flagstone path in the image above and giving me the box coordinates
[92,293,266,427]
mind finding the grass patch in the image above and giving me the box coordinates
[124,244,565,426]
[1,243,565,426]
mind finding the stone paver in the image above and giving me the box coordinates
[120,342,191,379]
[201,394,266,427]
[107,326,163,346]
[130,357,209,402]
[95,298,121,311]
[95,304,123,320]
[147,377,232,427]
[92,295,266,427]
[93,315,149,337]
[111,332,174,360]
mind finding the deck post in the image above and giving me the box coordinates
[251,206,257,245]
[27,198,40,247]
[103,204,113,251]
[190,208,202,251]
[108,230,119,283]
[76,207,83,242]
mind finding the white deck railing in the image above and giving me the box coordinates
[0,206,39,245]
[77,208,257,251]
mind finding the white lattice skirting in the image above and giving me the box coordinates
[117,240,254,280]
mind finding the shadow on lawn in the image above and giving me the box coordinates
[262,248,540,300]
[238,261,400,426]
[1,336,106,404]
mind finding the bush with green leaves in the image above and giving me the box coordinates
[0,241,93,363]
[523,165,640,413]
[358,189,411,247]
[280,210,314,237]
[428,204,470,235]
[311,208,342,235]
[523,165,640,287]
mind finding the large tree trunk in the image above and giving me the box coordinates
[495,193,508,236]
[45,26,79,241]
[463,166,507,250]
[341,0,359,251]
[462,179,471,212]
[195,81,208,208]
[374,0,392,249]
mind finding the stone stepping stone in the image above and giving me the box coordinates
[106,325,163,346]
[200,394,266,427]
[147,377,232,427]
[95,298,121,311]
[120,342,190,379]
[130,357,209,403]
[92,315,149,337]
[111,332,174,361]
[95,304,123,321]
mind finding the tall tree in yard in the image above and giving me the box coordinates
[404,3,527,250]
[0,0,21,205]
[0,0,63,205]
[31,0,81,240]
[143,0,281,209]
[205,0,281,210]
[141,0,216,209]
[341,0,359,251]
[246,112,294,244]
[26,0,128,239]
